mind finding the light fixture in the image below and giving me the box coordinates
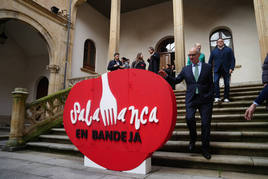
[51,6,60,14]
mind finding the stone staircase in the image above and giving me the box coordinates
[26,83,268,174]
[0,126,10,149]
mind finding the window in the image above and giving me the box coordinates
[83,39,96,72]
[209,29,233,51]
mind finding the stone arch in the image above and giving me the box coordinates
[209,26,233,38]
[209,26,234,51]
[155,35,175,52]
[0,9,54,63]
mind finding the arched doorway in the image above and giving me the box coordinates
[209,28,234,52]
[0,18,49,126]
[156,36,175,70]
[36,77,49,99]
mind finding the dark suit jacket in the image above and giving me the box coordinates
[208,46,235,73]
[262,54,268,84]
[107,59,123,71]
[148,52,160,73]
[166,63,214,105]
[255,85,268,105]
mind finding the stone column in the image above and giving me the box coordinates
[173,0,185,72]
[107,0,121,62]
[6,88,28,148]
[47,64,60,94]
[253,0,268,62]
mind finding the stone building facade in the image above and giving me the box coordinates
[0,0,268,125]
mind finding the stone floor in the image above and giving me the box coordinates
[0,150,267,179]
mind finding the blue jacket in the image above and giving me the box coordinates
[255,85,268,105]
[166,63,214,105]
[262,54,268,84]
[208,46,235,73]
[107,59,123,71]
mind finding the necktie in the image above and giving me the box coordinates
[194,64,199,94]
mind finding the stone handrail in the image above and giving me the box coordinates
[5,75,100,150]
[68,74,100,87]
[23,88,71,140]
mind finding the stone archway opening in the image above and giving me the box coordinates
[36,76,49,100]
[0,18,49,126]
[155,36,175,70]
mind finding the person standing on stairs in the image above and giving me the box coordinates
[147,47,160,74]
[159,47,214,160]
[208,38,236,103]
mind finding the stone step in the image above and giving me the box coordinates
[176,95,258,102]
[170,131,268,142]
[26,142,81,156]
[177,101,258,108]
[177,113,268,122]
[0,135,9,141]
[160,141,268,157]
[39,135,71,144]
[40,129,268,145]
[174,85,263,96]
[152,151,268,174]
[175,121,268,131]
[50,128,67,135]
[0,127,10,132]
[0,127,10,141]
[177,106,266,115]
[175,91,261,99]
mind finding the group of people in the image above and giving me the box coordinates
[159,39,268,160]
[107,47,160,72]
[159,38,235,160]
[107,39,268,160]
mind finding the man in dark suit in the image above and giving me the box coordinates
[208,38,235,103]
[107,52,124,71]
[159,48,214,159]
[245,85,268,120]
[147,47,160,74]
[245,53,268,120]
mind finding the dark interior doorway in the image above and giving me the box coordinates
[36,77,49,99]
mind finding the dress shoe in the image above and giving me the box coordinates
[189,142,195,152]
[202,152,211,160]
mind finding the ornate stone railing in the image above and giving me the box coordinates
[4,88,70,150]
[23,88,71,141]
[68,74,100,87]
[5,75,100,150]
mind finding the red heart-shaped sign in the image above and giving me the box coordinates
[63,69,177,171]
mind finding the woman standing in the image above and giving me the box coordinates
[131,52,146,70]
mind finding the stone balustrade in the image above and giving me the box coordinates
[67,75,100,87]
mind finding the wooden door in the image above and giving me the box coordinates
[159,53,171,70]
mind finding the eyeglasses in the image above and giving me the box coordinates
[188,54,196,57]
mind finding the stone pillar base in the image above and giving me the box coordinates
[2,140,26,152]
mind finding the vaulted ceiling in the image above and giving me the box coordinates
[87,0,171,17]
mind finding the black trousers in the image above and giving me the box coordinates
[214,67,230,99]
[186,94,213,152]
